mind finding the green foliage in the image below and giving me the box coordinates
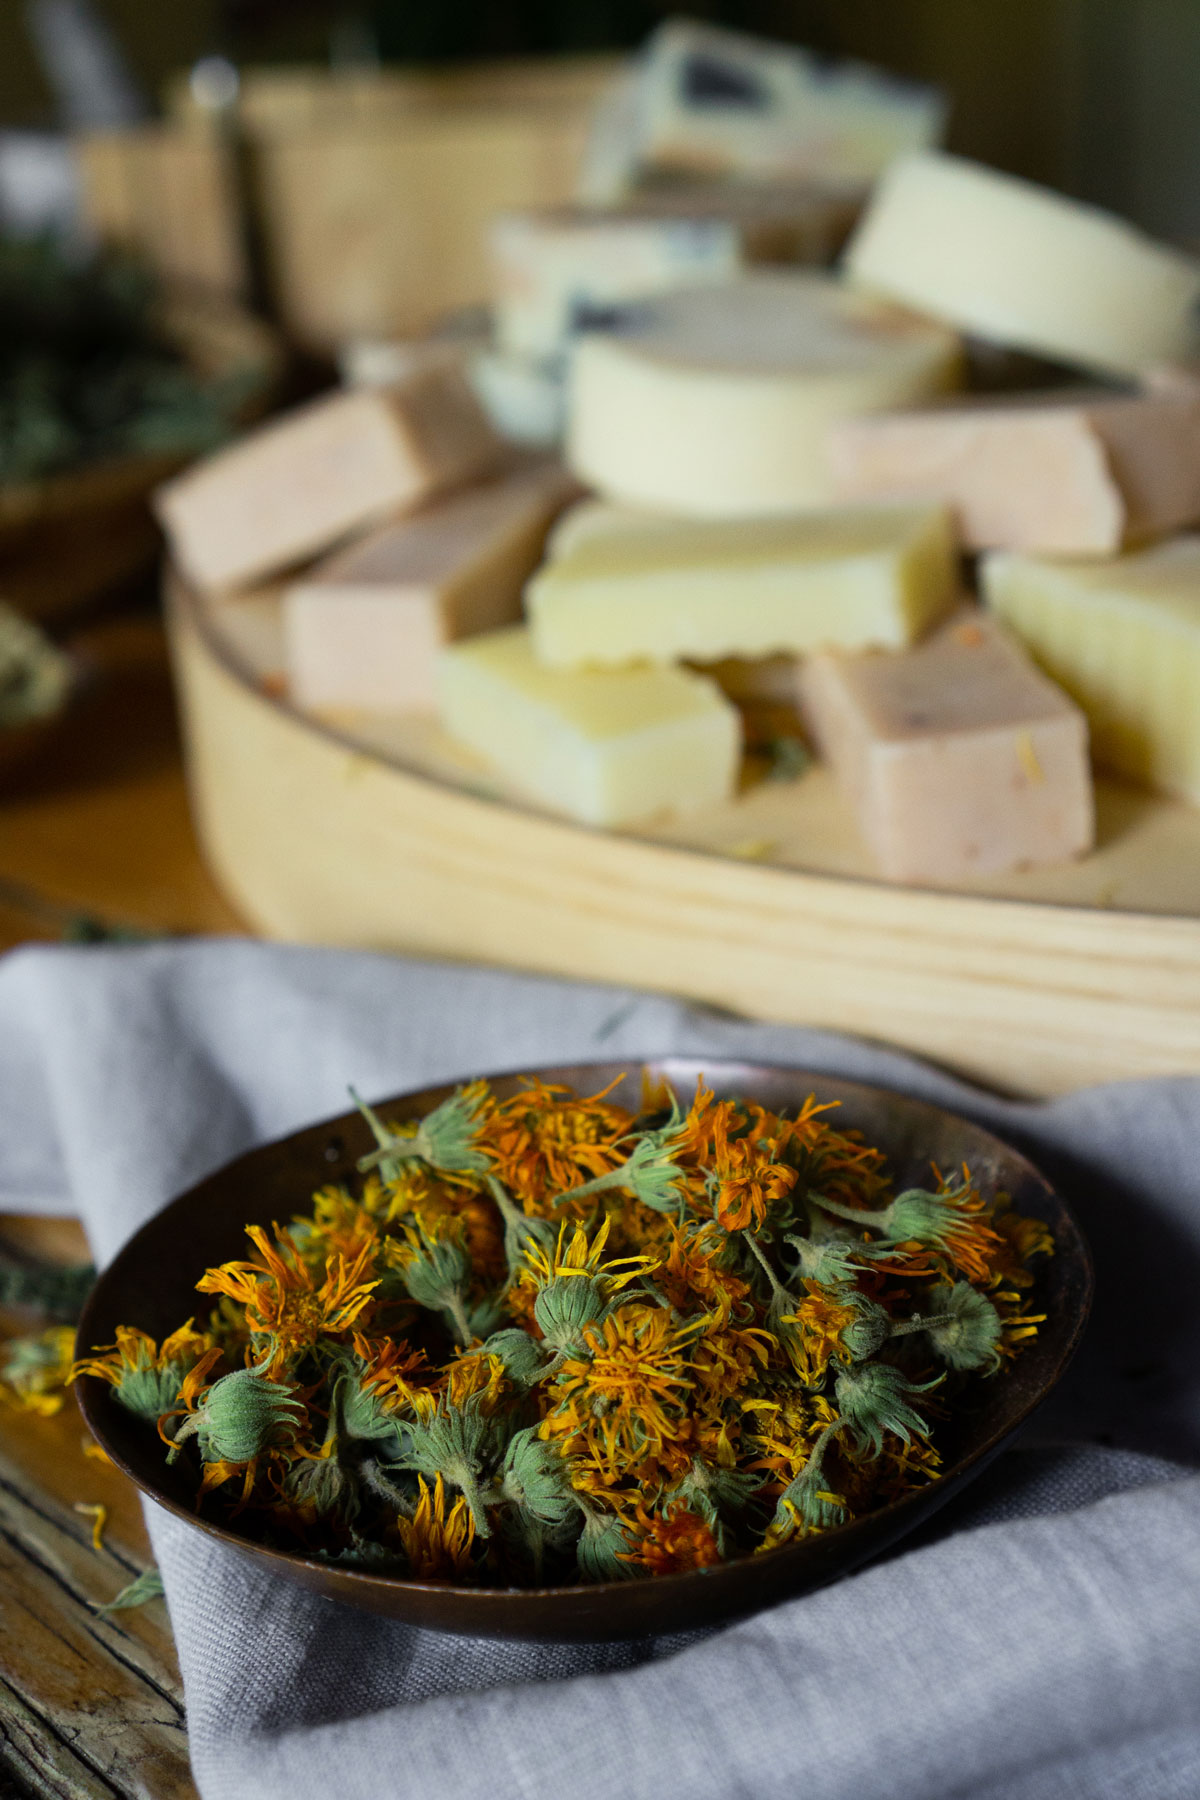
[0,236,243,485]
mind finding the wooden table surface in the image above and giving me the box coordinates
[1,602,238,1797]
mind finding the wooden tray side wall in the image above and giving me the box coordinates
[167,578,1200,1098]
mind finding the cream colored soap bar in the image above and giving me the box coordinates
[567,273,962,517]
[799,613,1093,883]
[526,503,956,668]
[845,152,1200,378]
[490,207,741,361]
[633,20,946,188]
[438,625,740,826]
[984,539,1200,802]
[828,390,1200,553]
[284,460,577,712]
[546,497,681,560]
[155,355,500,594]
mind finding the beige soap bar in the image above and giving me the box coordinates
[155,355,501,594]
[567,273,962,517]
[526,502,957,669]
[438,625,740,827]
[845,151,1200,378]
[798,613,1093,883]
[828,390,1200,553]
[984,538,1200,802]
[283,460,577,712]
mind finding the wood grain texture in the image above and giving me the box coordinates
[167,571,1200,1098]
[0,1314,195,1800]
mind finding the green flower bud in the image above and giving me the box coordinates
[353,1084,491,1181]
[770,1465,847,1541]
[839,1295,892,1362]
[499,1427,577,1526]
[833,1362,936,1459]
[576,1508,638,1582]
[399,1397,504,1536]
[329,1367,405,1450]
[917,1282,1004,1373]
[486,1175,557,1281]
[395,1230,476,1347]
[553,1105,689,1214]
[171,1368,304,1464]
[533,1274,609,1357]
[671,1459,761,1555]
[784,1233,874,1288]
[481,1328,547,1388]
[281,1450,358,1524]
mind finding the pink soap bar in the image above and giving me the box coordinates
[284,458,577,712]
[828,389,1200,553]
[156,351,501,595]
[798,612,1094,883]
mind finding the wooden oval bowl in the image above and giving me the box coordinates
[76,1058,1092,1641]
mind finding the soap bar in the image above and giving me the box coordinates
[799,613,1093,883]
[567,273,962,516]
[468,348,566,448]
[284,459,577,712]
[984,538,1200,802]
[828,389,1200,553]
[546,497,680,560]
[437,625,740,826]
[155,355,501,594]
[845,151,1200,378]
[526,502,957,668]
[633,20,946,188]
[203,586,287,691]
[490,207,741,362]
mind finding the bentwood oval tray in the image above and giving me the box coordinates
[165,567,1200,1100]
[75,1057,1092,1643]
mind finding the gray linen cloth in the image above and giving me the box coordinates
[1,939,1198,1800]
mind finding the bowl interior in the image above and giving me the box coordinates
[76,1058,1092,1641]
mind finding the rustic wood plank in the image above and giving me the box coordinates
[0,1313,196,1800]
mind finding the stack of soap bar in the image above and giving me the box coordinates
[799,613,1093,882]
[284,459,577,712]
[156,354,500,593]
[526,502,957,668]
[845,151,1200,378]
[567,274,962,516]
[633,20,945,188]
[828,389,1200,552]
[984,539,1200,802]
[438,625,741,826]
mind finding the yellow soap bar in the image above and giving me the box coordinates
[438,625,740,826]
[984,538,1200,802]
[526,503,957,669]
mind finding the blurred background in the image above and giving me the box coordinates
[2,1,1199,238]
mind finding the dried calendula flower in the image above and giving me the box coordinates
[71,1322,213,1423]
[4,1324,78,1415]
[85,1072,1054,1585]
